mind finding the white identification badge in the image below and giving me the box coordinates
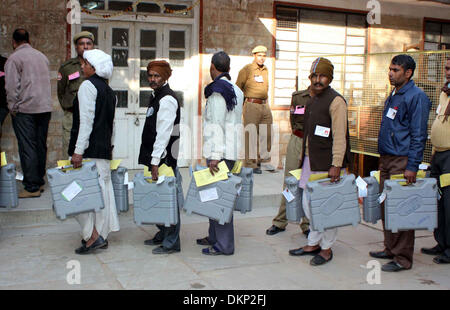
[419,164,429,170]
[386,108,397,120]
[146,107,154,117]
[282,188,295,202]
[314,125,330,138]
[254,75,264,83]
[436,104,441,115]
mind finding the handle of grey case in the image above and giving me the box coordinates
[394,179,422,186]
[317,177,344,185]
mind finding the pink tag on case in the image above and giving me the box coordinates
[294,106,305,115]
[0,71,5,78]
[68,71,80,80]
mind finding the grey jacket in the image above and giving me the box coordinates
[5,43,53,114]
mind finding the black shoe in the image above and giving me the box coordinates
[433,254,450,264]
[421,245,443,256]
[201,245,233,256]
[310,251,333,266]
[266,225,285,235]
[303,229,310,238]
[253,168,262,174]
[82,238,108,249]
[152,246,180,255]
[75,236,107,255]
[144,238,163,246]
[289,247,321,256]
[381,261,408,272]
[369,250,394,259]
[196,237,212,246]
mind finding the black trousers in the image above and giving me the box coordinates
[205,159,236,254]
[152,162,181,250]
[12,112,51,193]
[0,107,8,125]
[431,150,450,258]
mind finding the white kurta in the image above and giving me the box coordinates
[74,80,120,241]
[299,156,338,250]
[150,83,178,166]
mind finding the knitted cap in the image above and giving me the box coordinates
[310,57,334,81]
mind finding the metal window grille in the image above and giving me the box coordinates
[298,50,449,164]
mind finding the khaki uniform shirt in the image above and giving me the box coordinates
[431,92,450,153]
[57,57,85,110]
[290,89,310,132]
[236,62,269,100]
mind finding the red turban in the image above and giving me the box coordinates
[147,60,172,81]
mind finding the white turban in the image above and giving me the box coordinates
[83,49,113,79]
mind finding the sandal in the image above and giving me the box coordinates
[310,251,333,266]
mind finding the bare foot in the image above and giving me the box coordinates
[303,245,320,252]
[318,249,332,260]
[86,227,99,247]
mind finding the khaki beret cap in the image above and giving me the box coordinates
[252,45,267,54]
[73,31,95,44]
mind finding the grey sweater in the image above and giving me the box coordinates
[5,43,53,114]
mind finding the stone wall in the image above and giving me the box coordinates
[201,0,293,168]
[0,0,67,170]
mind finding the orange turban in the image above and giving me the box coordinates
[147,60,172,81]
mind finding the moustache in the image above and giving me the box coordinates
[313,83,324,87]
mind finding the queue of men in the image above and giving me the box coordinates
[1,28,449,269]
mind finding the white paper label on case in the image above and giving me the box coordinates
[124,172,129,185]
[156,175,165,185]
[199,187,219,202]
[282,188,295,202]
[61,181,83,202]
[358,187,368,198]
[355,176,368,190]
[378,192,387,204]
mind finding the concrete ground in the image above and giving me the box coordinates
[0,168,449,290]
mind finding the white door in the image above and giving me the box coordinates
[77,22,192,169]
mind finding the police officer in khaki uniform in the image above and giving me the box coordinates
[266,89,310,236]
[236,45,273,174]
[57,31,94,156]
